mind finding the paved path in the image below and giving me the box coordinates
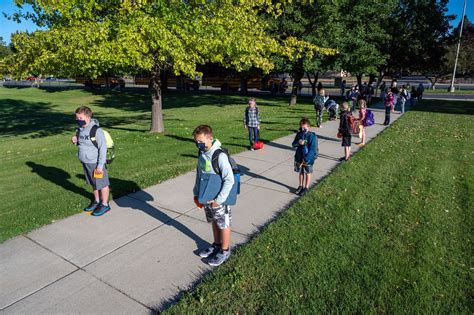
[1,107,401,314]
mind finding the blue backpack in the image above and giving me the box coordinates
[365,110,375,126]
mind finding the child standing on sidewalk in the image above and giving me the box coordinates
[292,118,317,196]
[193,125,235,266]
[338,102,352,161]
[313,89,329,128]
[384,90,394,125]
[357,99,367,147]
[71,106,111,216]
[243,98,261,150]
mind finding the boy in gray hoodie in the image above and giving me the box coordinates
[192,125,234,266]
[71,106,110,216]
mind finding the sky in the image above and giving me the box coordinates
[0,0,473,44]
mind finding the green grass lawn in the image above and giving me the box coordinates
[424,89,474,94]
[0,87,320,243]
[166,100,474,313]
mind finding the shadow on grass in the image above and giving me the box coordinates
[411,99,474,115]
[0,98,151,138]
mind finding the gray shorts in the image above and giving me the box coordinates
[82,163,110,190]
[204,205,232,229]
[294,161,313,174]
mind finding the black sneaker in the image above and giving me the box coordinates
[298,188,308,196]
[83,201,100,212]
[91,204,111,216]
[295,186,303,195]
[198,243,221,258]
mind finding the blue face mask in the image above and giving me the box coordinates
[196,142,206,152]
[76,119,87,127]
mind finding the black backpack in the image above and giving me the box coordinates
[211,148,240,175]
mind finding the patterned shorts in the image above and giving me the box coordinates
[204,205,232,229]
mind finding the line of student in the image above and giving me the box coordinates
[71,95,380,267]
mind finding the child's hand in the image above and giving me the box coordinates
[71,135,78,144]
[299,139,305,145]
[244,125,247,129]
[208,200,220,208]
[257,125,260,130]
[194,196,204,208]
[95,167,103,174]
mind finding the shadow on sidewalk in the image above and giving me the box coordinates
[113,191,209,251]
[239,165,295,193]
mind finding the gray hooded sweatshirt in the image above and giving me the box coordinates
[77,119,107,169]
[193,139,234,205]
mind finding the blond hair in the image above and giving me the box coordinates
[358,99,367,109]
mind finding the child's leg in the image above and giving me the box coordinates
[299,172,304,187]
[248,128,253,146]
[305,173,311,188]
[362,127,366,144]
[254,127,259,143]
[93,189,100,202]
[100,186,110,205]
[345,146,351,160]
[220,227,231,251]
[212,222,221,245]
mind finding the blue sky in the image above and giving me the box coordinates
[1,0,472,44]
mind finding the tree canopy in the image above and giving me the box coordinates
[8,0,332,131]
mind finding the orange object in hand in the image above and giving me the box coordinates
[93,169,104,179]
[194,196,204,209]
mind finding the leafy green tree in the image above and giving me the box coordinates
[378,0,454,88]
[9,0,320,132]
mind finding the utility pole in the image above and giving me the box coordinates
[449,0,467,93]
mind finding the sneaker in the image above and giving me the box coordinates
[295,186,303,195]
[198,243,221,258]
[338,157,346,162]
[208,249,231,266]
[298,188,308,196]
[91,204,111,216]
[357,143,365,147]
[250,147,255,151]
[84,201,100,212]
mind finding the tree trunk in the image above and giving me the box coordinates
[375,69,385,96]
[289,74,303,106]
[150,69,164,133]
[356,73,362,86]
[368,73,376,85]
[240,75,248,95]
[306,71,319,97]
[289,60,304,106]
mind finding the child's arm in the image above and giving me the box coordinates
[305,133,317,162]
[292,134,300,148]
[214,153,235,206]
[95,129,108,170]
[193,162,201,197]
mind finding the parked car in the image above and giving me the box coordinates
[26,76,37,81]
[45,77,56,81]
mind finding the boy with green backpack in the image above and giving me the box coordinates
[71,106,114,216]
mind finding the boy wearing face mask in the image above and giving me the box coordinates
[71,106,110,216]
[292,118,317,196]
[192,125,235,266]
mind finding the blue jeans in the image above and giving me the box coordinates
[248,127,259,146]
[384,106,391,125]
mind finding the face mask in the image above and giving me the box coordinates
[301,127,308,133]
[196,142,206,151]
[76,119,87,127]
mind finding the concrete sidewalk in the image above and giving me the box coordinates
[1,107,401,314]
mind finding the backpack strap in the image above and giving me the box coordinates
[90,125,99,149]
[75,128,80,146]
[211,149,224,175]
